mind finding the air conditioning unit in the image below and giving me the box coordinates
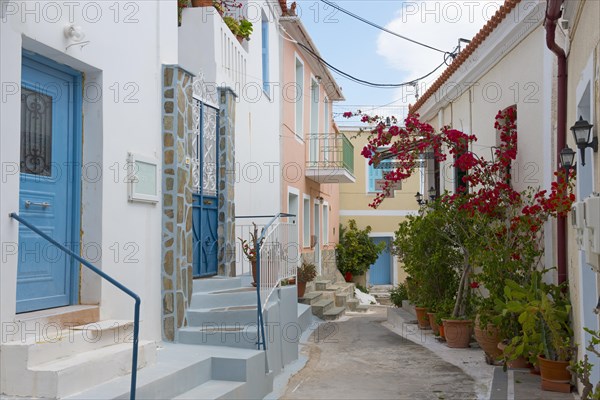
[584,195,600,254]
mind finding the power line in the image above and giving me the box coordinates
[320,0,450,55]
[295,41,452,88]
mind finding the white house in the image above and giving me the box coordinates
[0,1,308,398]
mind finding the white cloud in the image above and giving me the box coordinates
[375,0,503,107]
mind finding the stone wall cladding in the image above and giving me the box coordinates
[217,88,236,276]
[161,65,195,341]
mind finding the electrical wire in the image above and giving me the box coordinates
[320,0,450,55]
[295,40,451,88]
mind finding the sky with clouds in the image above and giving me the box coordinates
[298,0,503,123]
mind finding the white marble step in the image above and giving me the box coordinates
[173,380,245,400]
[1,320,134,368]
[7,340,155,399]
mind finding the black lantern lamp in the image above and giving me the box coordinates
[559,147,576,182]
[570,116,597,166]
[415,192,424,206]
[428,186,437,201]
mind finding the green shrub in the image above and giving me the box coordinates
[336,220,386,277]
[389,283,408,307]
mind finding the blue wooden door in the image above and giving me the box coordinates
[192,101,219,277]
[369,237,391,285]
[17,55,80,313]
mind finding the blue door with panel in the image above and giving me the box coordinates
[192,100,219,277]
[369,237,391,285]
[17,55,81,313]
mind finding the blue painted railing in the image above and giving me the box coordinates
[9,213,141,400]
[236,213,296,350]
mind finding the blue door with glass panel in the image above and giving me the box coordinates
[17,55,81,313]
[369,237,391,285]
[192,100,219,277]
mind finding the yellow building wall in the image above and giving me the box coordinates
[338,128,421,286]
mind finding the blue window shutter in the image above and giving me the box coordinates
[368,165,383,193]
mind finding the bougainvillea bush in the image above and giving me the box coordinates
[346,108,575,319]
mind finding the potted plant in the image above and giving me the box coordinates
[500,271,573,388]
[191,0,212,6]
[237,18,253,41]
[297,261,317,298]
[336,220,385,283]
[569,328,600,399]
[223,16,240,37]
[238,223,263,287]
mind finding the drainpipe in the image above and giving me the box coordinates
[545,0,567,284]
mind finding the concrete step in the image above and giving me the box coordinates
[297,304,313,333]
[356,305,370,313]
[346,299,359,311]
[190,290,256,309]
[1,319,134,368]
[67,343,271,400]
[187,306,257,327]
[298,291,322,305]
[173,380,245,400]
[193,277,243,293]
[322,306,345,321]
[311,299,333,319]
[178,325,259,349]
[12,305,100,332]
[335,293,347,308]
[4,340,156,399]
[314,280,331,291]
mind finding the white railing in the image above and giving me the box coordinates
[257,218,299,311]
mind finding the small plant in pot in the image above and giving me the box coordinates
[336,220,385,283]
[501,271,573,390]
[297,261,317,298]
[238,223,263,287]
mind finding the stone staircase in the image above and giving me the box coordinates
[299,277,369,320]
[2,276,308,399]
[0,312,157,399]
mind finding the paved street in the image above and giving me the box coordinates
[282,308,477,400]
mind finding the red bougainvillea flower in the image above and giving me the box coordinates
[470,282,480,289]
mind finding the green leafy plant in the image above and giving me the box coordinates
[222,16,240,36]
[238,18,253,40]
[501,271,572,364]
[569,328,600,399]
[389,283,408,308]
[297,261,317,283]
[336,220,385,277]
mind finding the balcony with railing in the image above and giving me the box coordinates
[179,7,247,96]
[305,133,355,184]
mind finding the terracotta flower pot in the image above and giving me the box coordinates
[474,319,502,361]
[497,341,529,369]
[297,281,307,298]
[439,324,446,339]
[538,356,571,383]
[191,0,212,7]
[427,312,439,335]
[415,307,430,329]
[442,319,473,348]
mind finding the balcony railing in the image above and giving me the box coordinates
[179,8,247,95]
[305,133,355,184]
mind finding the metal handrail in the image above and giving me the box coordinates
[236,213,295,351]
[9,213,141,400]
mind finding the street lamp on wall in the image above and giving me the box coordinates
[570,116,597,166]
[415,187,437,206]
[559,147,576,182]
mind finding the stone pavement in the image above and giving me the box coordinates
[386,307,578,400]
[281,307,477,399]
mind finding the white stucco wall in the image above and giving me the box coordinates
[0,1,178,342]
